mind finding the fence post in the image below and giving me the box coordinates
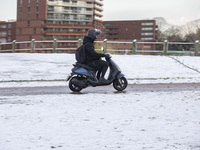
[78,39,82,47]
[12,40,16,53]
[31,39,35,53]
[103,39,107,53]
[163,40,168,55]
[194,40,199,56]
[132,39,137,55]
[53,38,57,53]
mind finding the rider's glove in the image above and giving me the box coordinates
[104,54,110,59]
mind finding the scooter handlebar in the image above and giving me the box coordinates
[104,53,112,59]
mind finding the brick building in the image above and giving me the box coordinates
[0,21,16,43]
[0,21,16,51]
[103,20,157,41]
[16,0,104,52]
[102,20,158,53]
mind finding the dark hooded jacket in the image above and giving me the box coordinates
[83,36,105,63]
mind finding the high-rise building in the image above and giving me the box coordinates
[16,0,104,52]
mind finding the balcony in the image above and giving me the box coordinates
[48,9,93,15]
[48,1,93,8]
[95,0,104,5]
[47,16,92,22]
[43,31,87,36]
[94,15,103,21]
[94,11,103,16]
[94,4,103,11]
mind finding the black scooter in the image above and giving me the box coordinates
[66,53,128,92]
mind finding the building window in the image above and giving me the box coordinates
[103,23,112,26]
[0,25,6,28]
[72,1,77,4]
[141,33,154,35]
[36,6,39,12]
[8,37,11,42]
[141,28,153,31]
[0,38,7,43]
[20,7,22,12]
[0,31,7,36]
[19,13,22,20]
[141,22,154,26]
[20,0,23,6]
[33,28,36,34]
[28,21,30,27]
[19,29,22,34]
[141,37,154,41]
[48,6,54,11]
[19,0,23,20]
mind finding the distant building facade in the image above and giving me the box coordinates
[102,20,158,53]
[0,21,16,43]
[103,20,158,41]
[16,0,104,52]
[0,21,16,51]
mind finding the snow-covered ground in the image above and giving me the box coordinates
[0,53,200,150]
[1,91,200,150]
[0,53,200,87]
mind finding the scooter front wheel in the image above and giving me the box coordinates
[113,77,128,91]
[69,77,83,92]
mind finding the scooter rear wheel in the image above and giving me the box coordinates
[69,77,83,92]
[113,77,128,91]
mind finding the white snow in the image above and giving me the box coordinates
[0,53,200,150]
[0,53,200,87]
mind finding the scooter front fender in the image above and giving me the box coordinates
[66,72,74,81]
[116,72,125,79]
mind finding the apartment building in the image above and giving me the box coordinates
[0,21,16,51]
[16,0,104,52]
[0,21,16,43]
[102,20,158,53]
[103,20,157,41]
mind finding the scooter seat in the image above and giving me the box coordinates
[75,62,97,72]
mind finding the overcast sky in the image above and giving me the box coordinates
[0,0,199,25]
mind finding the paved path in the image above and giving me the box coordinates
[0,83,200,96]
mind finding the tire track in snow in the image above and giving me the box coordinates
[0,83,200,96]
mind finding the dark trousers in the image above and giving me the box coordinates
[86,60,109,79]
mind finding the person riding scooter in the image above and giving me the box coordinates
[67,34,128,92]
[83,29,110,83]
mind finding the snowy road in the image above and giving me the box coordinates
[1,83,200,96]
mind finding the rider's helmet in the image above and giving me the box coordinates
[87,29,102,40]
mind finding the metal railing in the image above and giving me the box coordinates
[0,39,199,56]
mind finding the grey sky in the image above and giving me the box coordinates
[0,0,200,25]
[104,0,200,25]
